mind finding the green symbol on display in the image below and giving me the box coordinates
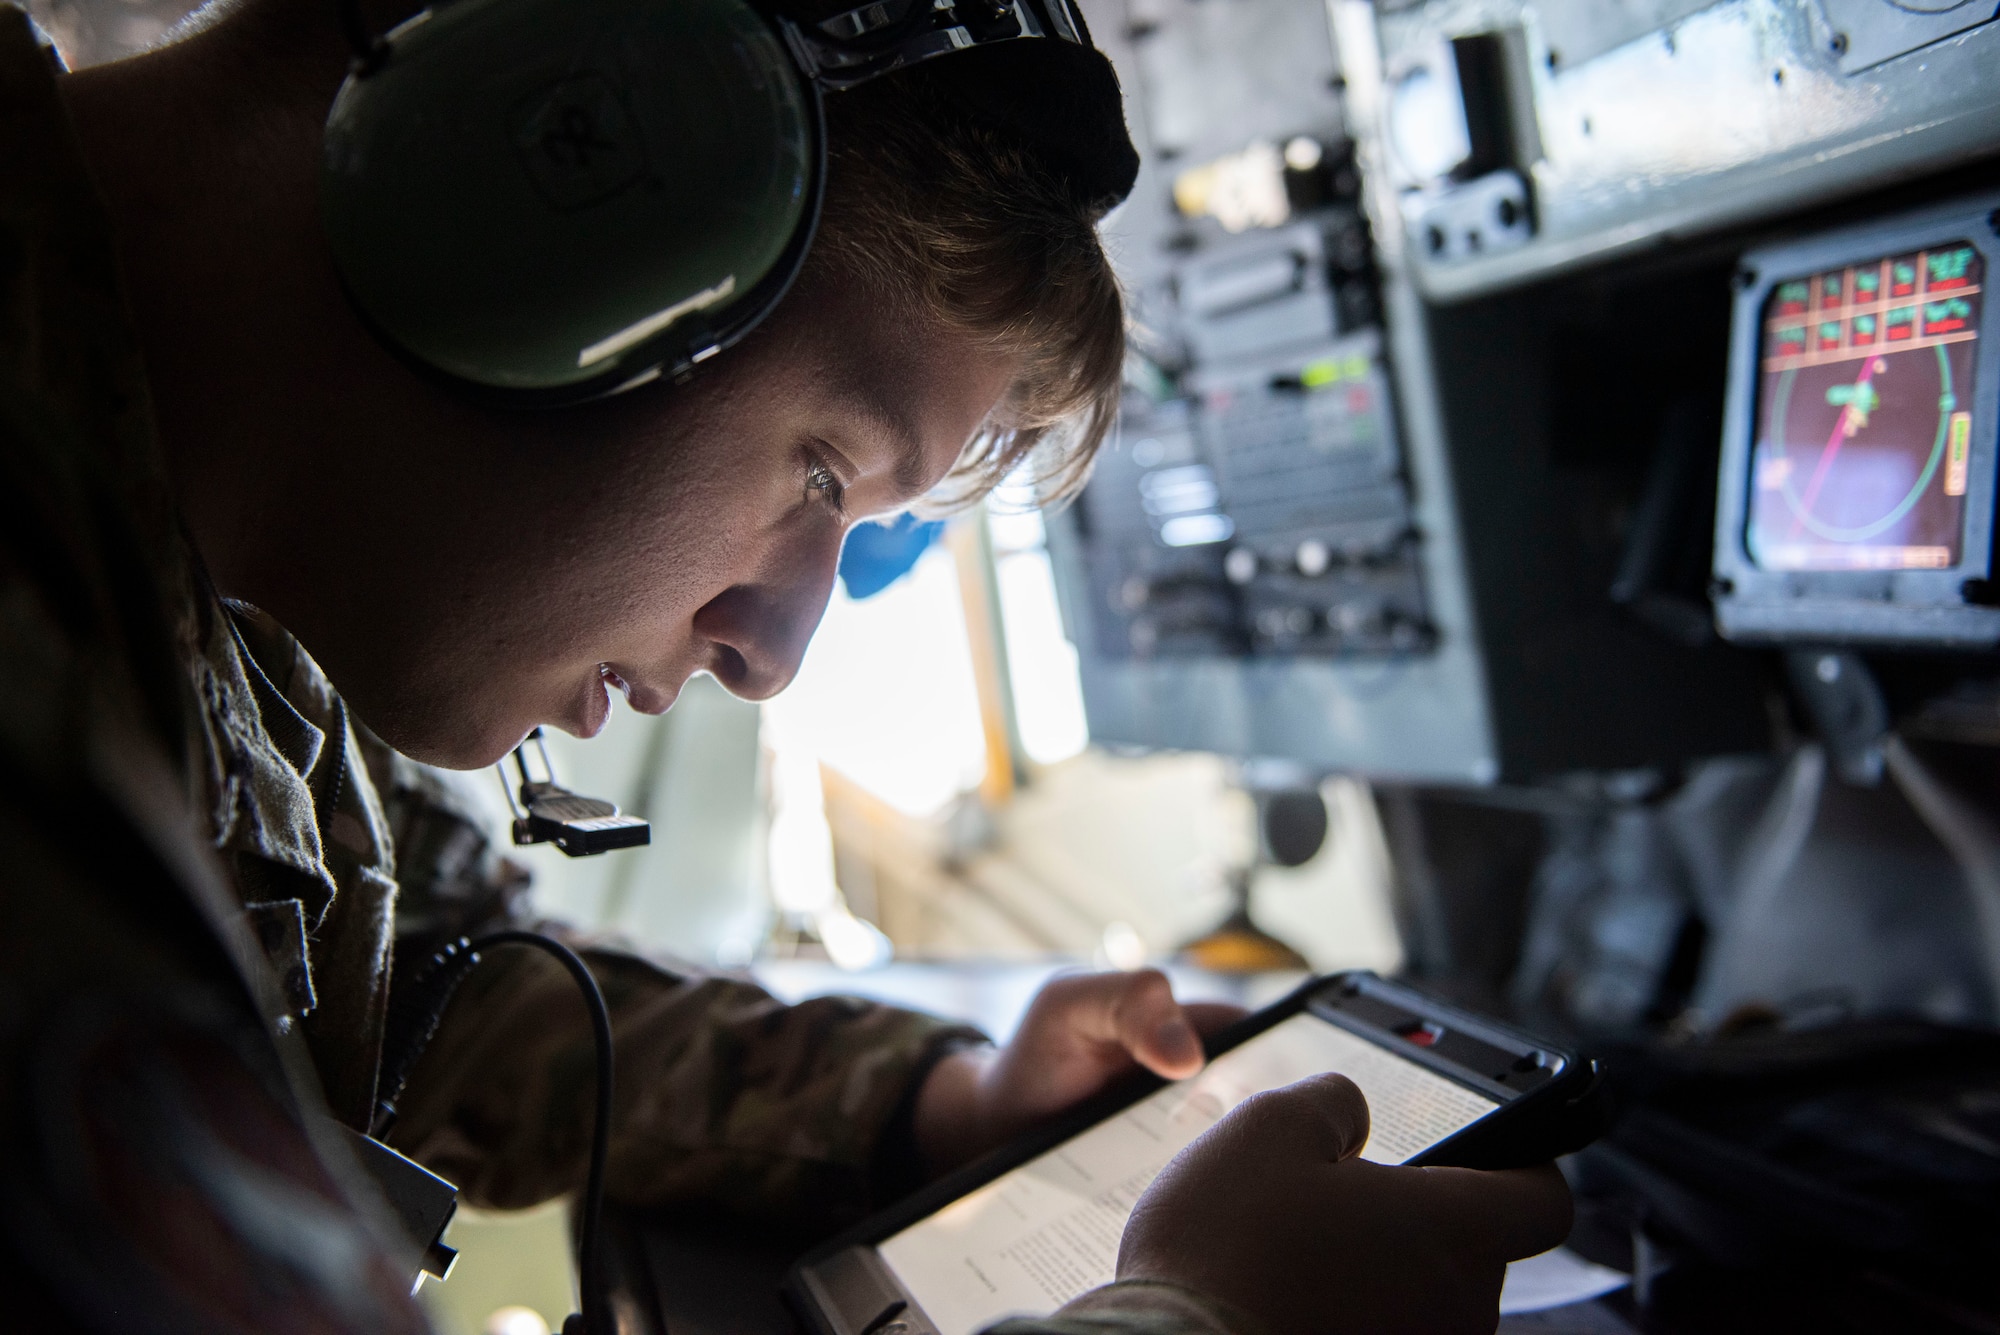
[1826,381,1879,424]
[1928,248,1974,283]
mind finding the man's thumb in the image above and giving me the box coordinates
[1254,1072,1373,1163]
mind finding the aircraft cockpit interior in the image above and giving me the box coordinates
[19,0,2000,1330]
[1049,3,2000,1326]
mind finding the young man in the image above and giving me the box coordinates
[0,0,1570,1329]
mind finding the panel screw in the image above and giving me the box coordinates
[1829,32,1848,56]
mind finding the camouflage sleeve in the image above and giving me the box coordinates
[388,940,983,1228]
[362,740,986,1230]
[989,1282,1255,1335]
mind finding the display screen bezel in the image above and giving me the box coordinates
[1712,193,2000,646]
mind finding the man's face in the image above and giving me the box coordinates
[62,14,1022,774]
[256,274,1015,770]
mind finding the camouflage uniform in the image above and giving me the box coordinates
[221,606,986,1231]
[0,8,1232,1330]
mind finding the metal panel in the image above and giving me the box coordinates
[1536,0,1729,68]
[1059,0,1501,782]
[1821,0,2000,74]
[1372,0,2000,301]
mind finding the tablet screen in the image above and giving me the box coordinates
[876,1012,1501,1335]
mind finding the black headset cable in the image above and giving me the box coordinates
[376,930,619,1335]
[334,0,390,73]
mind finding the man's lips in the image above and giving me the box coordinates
[599,664,676,716]
[574,668,612,739]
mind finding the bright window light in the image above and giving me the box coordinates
[987,475,1089,767]
[764,741,840,917]
[1160,512,1235,546]
[762,544,987,817]
[994,547,1088,764]
[762,709,895,970]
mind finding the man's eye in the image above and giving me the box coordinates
[805,459,845,509]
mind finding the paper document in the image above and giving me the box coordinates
[1499,1246,1630,1314]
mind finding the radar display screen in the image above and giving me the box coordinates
[1747,244,1983,571]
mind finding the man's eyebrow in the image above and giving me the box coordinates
[848,384,938,499]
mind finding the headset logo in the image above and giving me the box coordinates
[509,74,651,211]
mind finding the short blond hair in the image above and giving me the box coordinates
[807,75,1127,509]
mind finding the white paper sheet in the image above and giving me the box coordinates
[1499,1247,1631,1314]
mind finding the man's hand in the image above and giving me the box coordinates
[1115,1073,1574,1335]
[912,970,1244,1174]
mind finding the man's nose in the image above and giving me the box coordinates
[691,534,843,700]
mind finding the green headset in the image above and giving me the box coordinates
[322,0,1138,405]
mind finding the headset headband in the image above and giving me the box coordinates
[793,0,1138,217]
[322,0,1134,403]
[337,0,1096,95]
[783,0,1086,86]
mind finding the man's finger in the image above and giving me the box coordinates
[1182,1001,1249,1038]
[1415,1162,1575,1261]
[1228,1072,1372,1163]
[1028,970,1198,1076]
[1103,970,1204,1078]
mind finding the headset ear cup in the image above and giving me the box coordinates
[321,0,824,403]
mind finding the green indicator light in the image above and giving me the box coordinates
[1300,358,1341,387]
[1928,247,1974,283]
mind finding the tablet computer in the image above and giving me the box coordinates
[786,971,1605,1335]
